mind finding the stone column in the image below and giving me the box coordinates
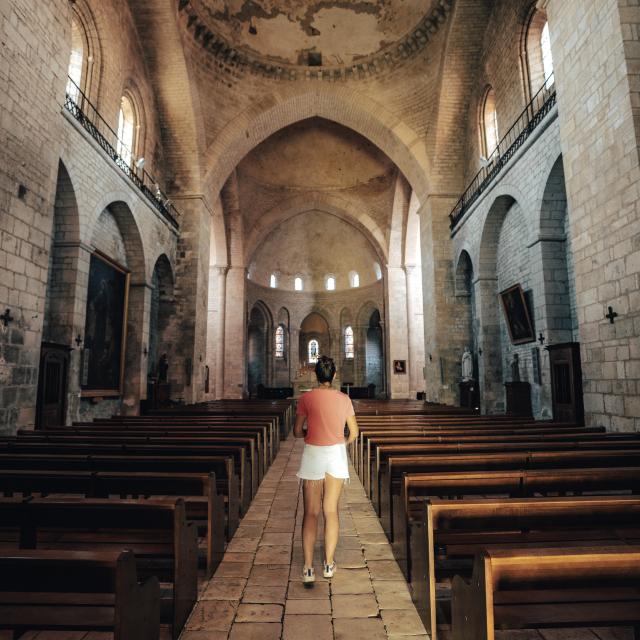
[290,326,300,378]
[44,241,92,424]
[166,194,212,404]
[386,266,410,398]
[474,276,504,414]
[418,195,465,405]
[214,266,228,399]
[122,281,152,415]
[223,267,246,398]
[405,264,425,398]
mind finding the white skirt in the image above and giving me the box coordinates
[296,443,350,481]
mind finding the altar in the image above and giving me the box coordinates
[292,365,341,398]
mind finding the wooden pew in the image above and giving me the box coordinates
[0,549,160,639]
[80,417,277,462]
[369,430,630,508]
[394,466,640,580]
[5,435,258,507]
[409,495,640,639]
[451,546,640,640]
[0,439,252,515]
[0,469,226,576]
[0,452,240,537]
[0,496,197,639]
[379,448,640,542]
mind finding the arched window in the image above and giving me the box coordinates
[294,276,303,291]
[326,275,336,291]
[374,263,382,281]
[308,339,319,364]
[66,16,84,101]
[540,21,554,88]
[349,271,360,288]
[481,87,499,158]
[523,8,554,97]
[117,95,136,166]
[344,326,354,359]
[270,273,277,288]
[275,325,285,358]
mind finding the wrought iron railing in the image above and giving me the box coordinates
[449,74,557,230]
[63,77,180,229]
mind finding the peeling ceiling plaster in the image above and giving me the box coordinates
[190,0,439,66]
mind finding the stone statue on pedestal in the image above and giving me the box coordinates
[511,353,520,382]
[158,353,169,383]
[461,347,473,381]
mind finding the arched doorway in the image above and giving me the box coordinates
[247,303,271,396]
[299,312,330,367]
[366,309,384,395]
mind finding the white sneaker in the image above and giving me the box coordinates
[323,561,336,578]
[302,567,315,584]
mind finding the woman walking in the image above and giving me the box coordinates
[294,356,359,584]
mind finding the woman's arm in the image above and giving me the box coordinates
[345,415,359,445]
[293,414,307,439]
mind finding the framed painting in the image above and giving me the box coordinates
[81,251,130,396]
[500,283,535,345]
[393,359,407,374]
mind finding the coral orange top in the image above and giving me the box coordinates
[296,389,355,446]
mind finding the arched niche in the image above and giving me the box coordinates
[299,312,331,367]
[148,254,175,380]
[247,302,272,396]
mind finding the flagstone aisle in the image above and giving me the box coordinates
[180,436,429,640]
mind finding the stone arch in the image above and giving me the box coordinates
[454,249,477,378]
[299,311,332,367]
[244,192,388,267]
[68,0,103,102]
[44,160,81,345]
[478,193,518,280]
[89,197,147,283]
[203,87,432,204]
[455,249,474,297]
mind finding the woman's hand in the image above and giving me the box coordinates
[293,414,306,439]
[345,415,359,445]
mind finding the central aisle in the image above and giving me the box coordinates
[181,436,429,639]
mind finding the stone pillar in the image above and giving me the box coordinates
[167,194,212,404]
[290,327,300,377]
[418,195,464,405]
[44,241,92,424]
[386,266,410,398]
[213,266,228,399]
[405,265,425,398]
[474,276,504,414]
[223,267,246,398]
[122,282,152,415]
[547,0,640,429]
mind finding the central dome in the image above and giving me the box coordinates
[188,0,441,67]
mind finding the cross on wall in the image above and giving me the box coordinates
[605,306,618,324]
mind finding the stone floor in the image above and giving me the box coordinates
[180,435,429,640]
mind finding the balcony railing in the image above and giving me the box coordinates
[64,78,180,230]
[449,73,557,231]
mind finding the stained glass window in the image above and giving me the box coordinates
[275,325,284,358]
[308,339,319,364]
[345,326,354,359]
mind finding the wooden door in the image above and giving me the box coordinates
[36,343,70,429]
[548,342,584,425]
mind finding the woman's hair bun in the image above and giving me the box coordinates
[315,355,336,383]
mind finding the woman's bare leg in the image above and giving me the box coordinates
[322,473,344,565]
[302,479,323,568]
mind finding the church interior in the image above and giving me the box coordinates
[1,0,640,638]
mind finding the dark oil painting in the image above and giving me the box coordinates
[500,283,535,345]
[82,253,129,392]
